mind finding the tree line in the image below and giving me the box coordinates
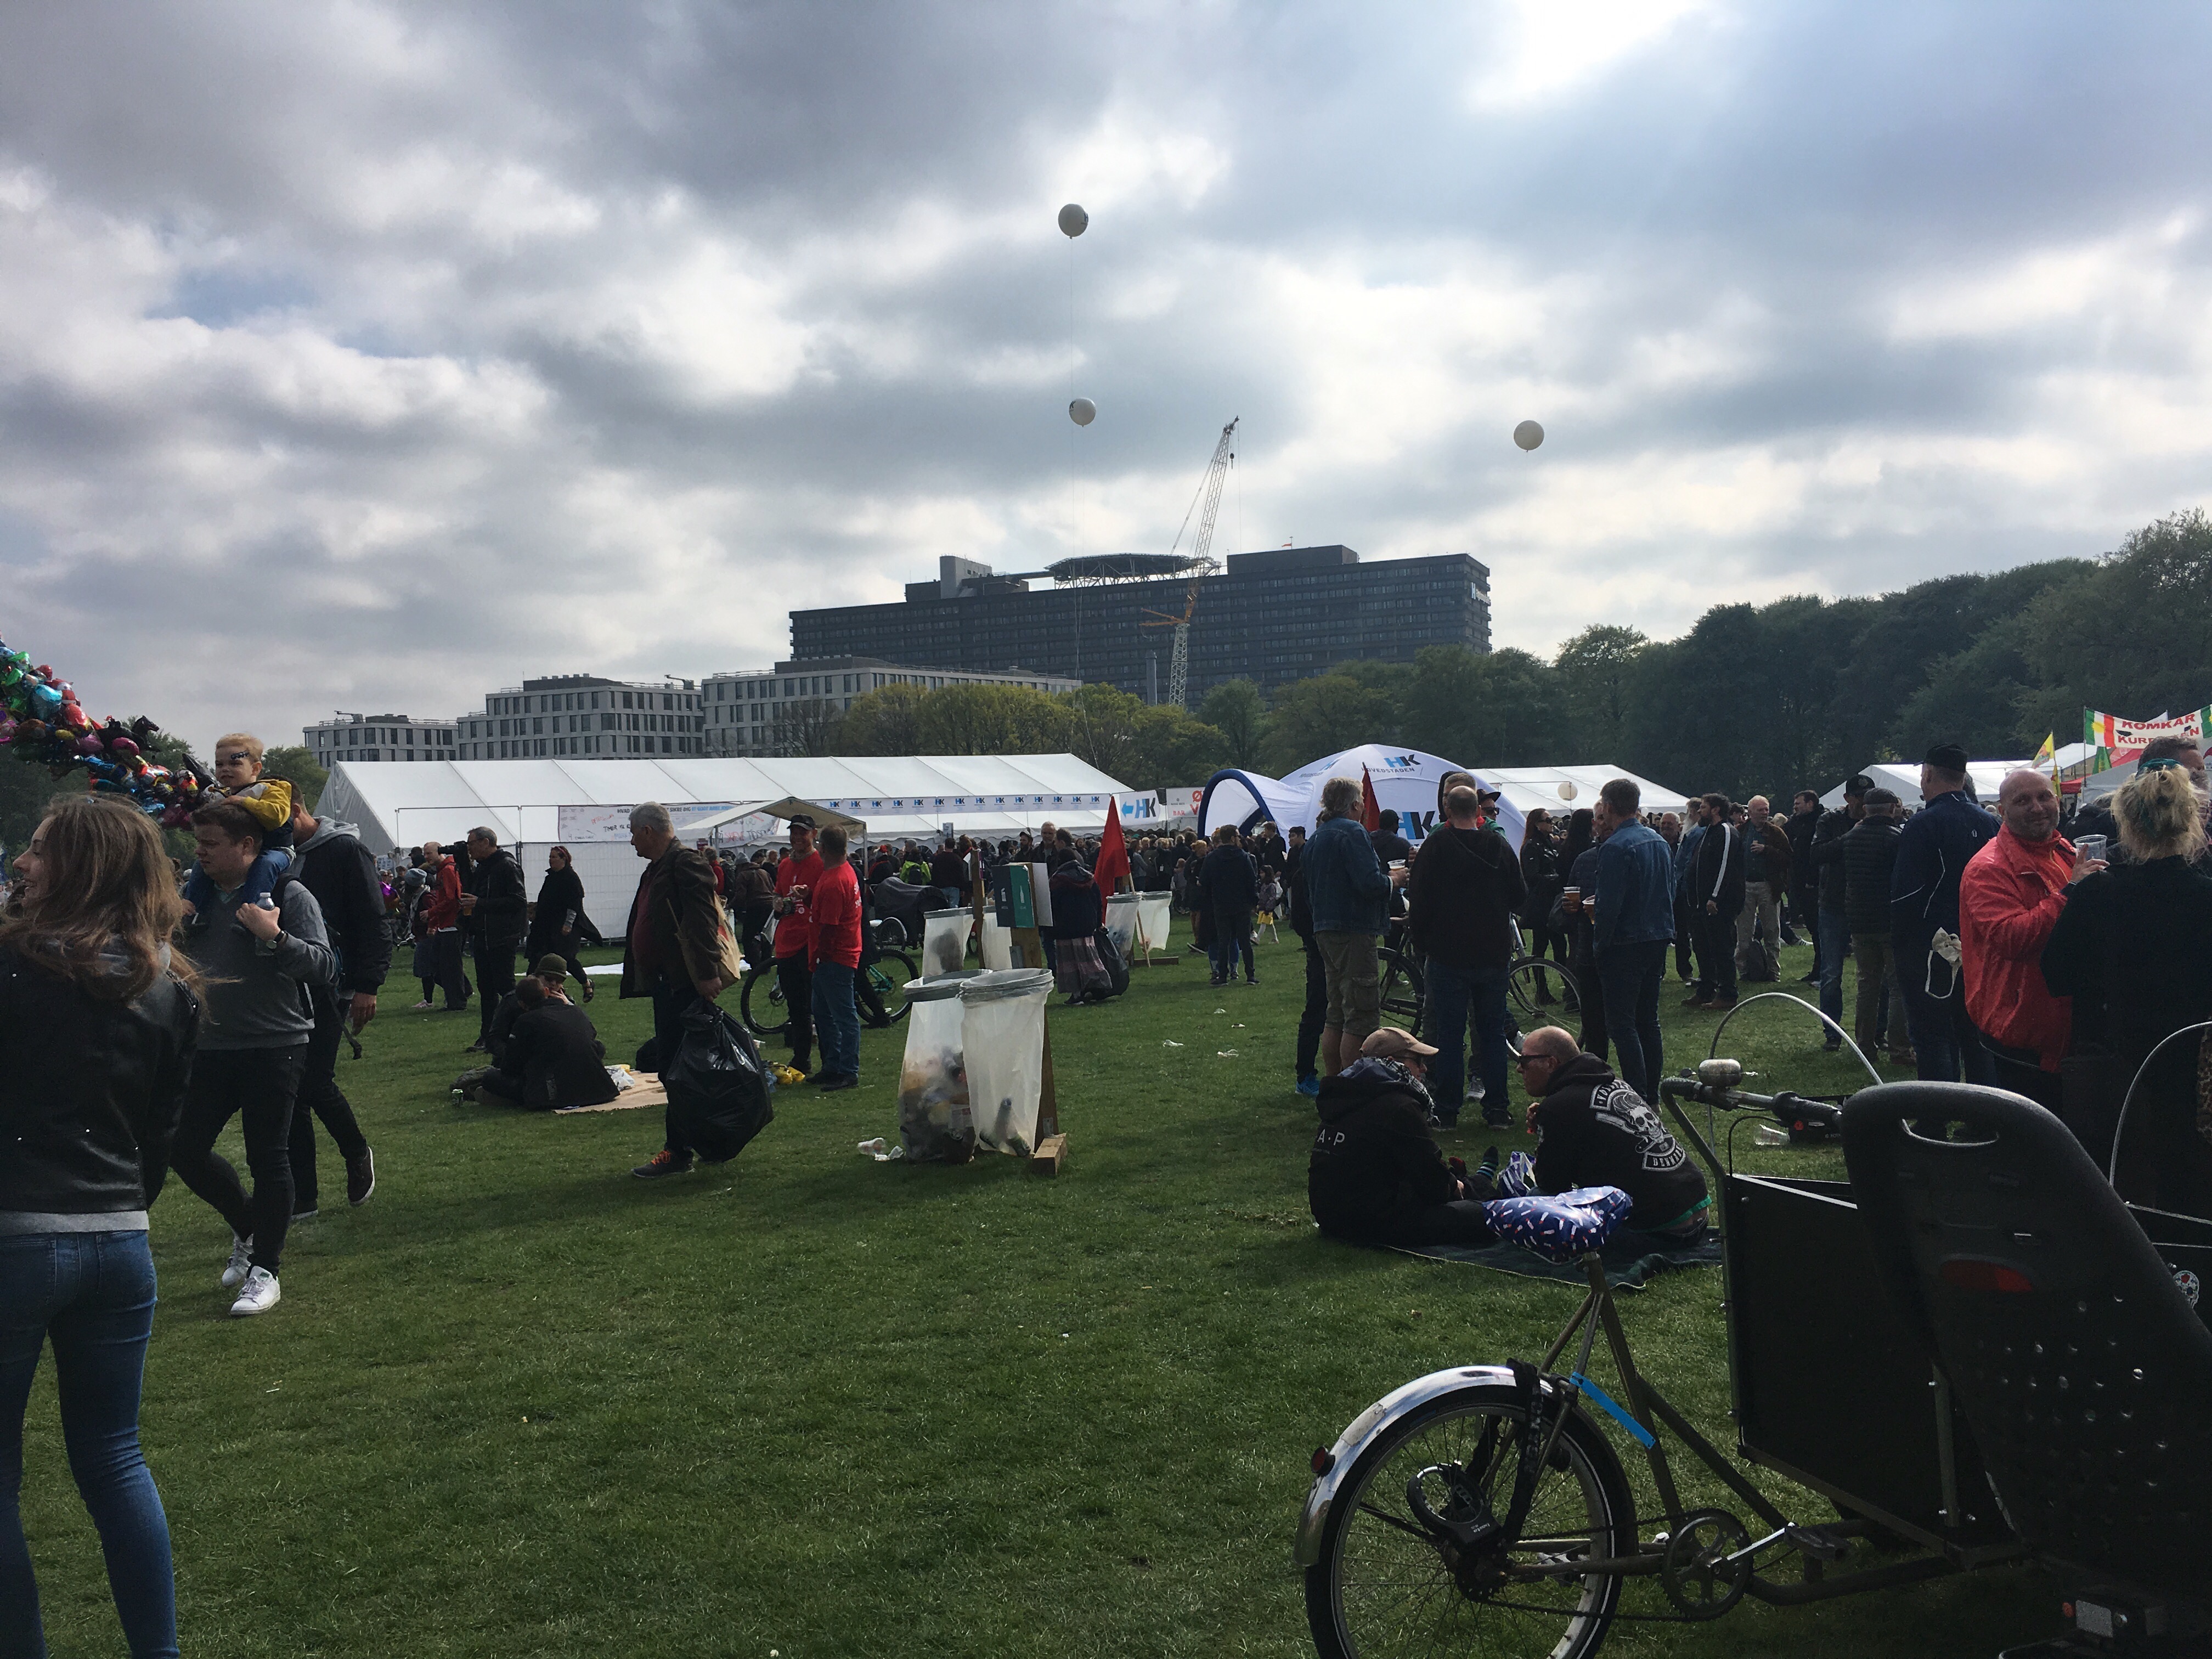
[797,510,2212,801]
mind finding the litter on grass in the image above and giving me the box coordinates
[1161,1040,1184,1048]
[1217,1049,1240,1058]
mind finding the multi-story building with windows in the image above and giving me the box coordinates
[304,713,458,764]
[454,675,705,760]
[785,545,1492,701]
[702,657,1078,757]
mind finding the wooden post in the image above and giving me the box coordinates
[1030,1017,1065,1175]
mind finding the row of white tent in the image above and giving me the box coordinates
[315,753,1146,900]
[1195,744,1692,853]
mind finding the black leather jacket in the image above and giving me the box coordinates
[0,948,200,1216]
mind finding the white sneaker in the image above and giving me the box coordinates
[229,1266,281,1317]
[220,1235,253,1289]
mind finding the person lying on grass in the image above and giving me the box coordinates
[1308,1028,1499,1249]
[1515,1025,1710,1243]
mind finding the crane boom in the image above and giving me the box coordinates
[1143,417,1237,708]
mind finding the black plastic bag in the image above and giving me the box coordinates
[665,1003,775,1164]
[1093,926,1129,998]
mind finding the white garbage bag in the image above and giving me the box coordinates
[959,969,1054,1156]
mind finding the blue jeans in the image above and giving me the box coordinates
[1900,962,1997,1086]
[1425,959,1510,1125]
[180,847,289,915]
[0,1229,177,1659]
[1596,938,1667,1104]
[1816,905,1849,1031]
[814,960,861,1080]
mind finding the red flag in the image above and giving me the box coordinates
[1094,795,1131,898]
[1360,766,1382,832]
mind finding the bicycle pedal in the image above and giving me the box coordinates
[1781,1523,1848,1561]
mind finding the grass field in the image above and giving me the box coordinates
[16,924,2063,1657]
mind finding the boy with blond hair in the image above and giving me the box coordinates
[182,732,296,918]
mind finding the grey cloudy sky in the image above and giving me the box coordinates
[3,1,2210,752]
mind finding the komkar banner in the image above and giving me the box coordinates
[2084,706,2212,765]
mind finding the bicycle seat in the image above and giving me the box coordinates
[1842,1082,2212,1609]
[1484,1186,1632,1263]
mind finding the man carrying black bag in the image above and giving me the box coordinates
[619,801,747,1180]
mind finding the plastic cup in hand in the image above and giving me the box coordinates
[2076,834,2107,866]
[1562,887,1581,913]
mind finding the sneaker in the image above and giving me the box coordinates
[1244,975,1258,986]
[631,1148,695,1180]
[464,1040,487,1054]
[409,998,433,1011]
[346,1147,376,1206]
[229,1265,281,1317]
[1823,1037,1842,1053]
[819,1074,857,1093]
[291,1206,319,1222]
[221,1235,254,1289]
[1295,1074,1321,1098]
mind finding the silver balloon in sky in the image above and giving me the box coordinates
[1514,420,1545,452]
[1069,397,1097,426]
[1058,202,1089,238]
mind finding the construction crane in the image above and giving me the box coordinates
[1141,417,1237,708]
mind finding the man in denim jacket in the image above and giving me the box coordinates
[1300,777,1404,1077]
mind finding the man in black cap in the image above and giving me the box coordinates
[1891,742,1998,1084]
[1809,775,1870,1047]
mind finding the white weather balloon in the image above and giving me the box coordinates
[1058,202,1089,238]
[1514,420,1545,452]
[1557,781,1578,800]
[1069,397,1097,426]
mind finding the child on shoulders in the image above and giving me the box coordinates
[181,732,295,918]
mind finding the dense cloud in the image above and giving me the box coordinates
[3,1,2211,751]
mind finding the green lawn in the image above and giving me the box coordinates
[16,927,2062,1656]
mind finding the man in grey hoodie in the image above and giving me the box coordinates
[283,797,390,1216]
[168,799,336,1316]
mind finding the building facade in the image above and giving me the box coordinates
[304,713,457,764]
[702,657,1078,757]
[455,674,705,760]
[786,545,1492,700]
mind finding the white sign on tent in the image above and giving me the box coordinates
[555,803,741,843]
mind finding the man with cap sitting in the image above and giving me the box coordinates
[1308,1028,1497,1248]
[1891,742,2000,1085]
[1515,1025,1710,1243]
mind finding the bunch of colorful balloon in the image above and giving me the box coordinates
[0,643,212,826]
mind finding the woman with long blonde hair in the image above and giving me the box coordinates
[0,793,199,1658]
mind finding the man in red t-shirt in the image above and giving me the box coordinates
[772,815,825,1076]
[808,824,865,1091]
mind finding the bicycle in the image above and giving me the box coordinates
[1377,918,1583,1045]
[1297,1059,2024,1659]
[740,946,917,1037]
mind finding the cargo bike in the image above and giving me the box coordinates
[1296,1048,2212,1658]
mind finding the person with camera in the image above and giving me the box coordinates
[168,798,336,1316]
[0,795,199,1656]
[460,826,526,1055]
[621,802,746,1178]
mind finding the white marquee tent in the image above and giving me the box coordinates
[1818,760,2040,813]
[318,754,1139,901]
[1196,746,1692,852]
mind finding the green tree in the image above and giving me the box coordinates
[1552,625,1648,759]
[1126,706,1227,791]
[262,744,329,810]
[1196,679,1267,768]
[1263,674,1396,772]
[833,684,931,755]
[1398,646,1569,766]
[917,684,1070,755]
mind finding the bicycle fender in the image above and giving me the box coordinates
[1293,1365,1518,1567]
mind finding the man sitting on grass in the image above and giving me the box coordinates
[476,970,618,1113]
[1308,1028,1497,1248]
[1515,1025,1709,1243]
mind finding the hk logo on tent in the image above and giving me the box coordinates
[1381,754,1419,770]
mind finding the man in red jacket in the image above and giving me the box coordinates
[413,838,469,1012]
[771,814,824,1078]
[1960,769,2103,1110]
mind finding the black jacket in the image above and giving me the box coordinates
[1689,820,1745,918]
[1531,1053,1708,1232]
[527,864,597,960]
[1406,824,1525,969]
[486,987,531,1069]
[1810,808,1855,910]
[501,1000,617,1110]
[1286,844,1314,942]
[1520,835,1562,925]
[1198,844,1258,914]
[467,848,528,943]
[1785,808,1821,901]
[0,950,199,1215]
[1827,815,1903,936]
[291,819,393,996]
[1308,1063,1453,1238]
[2041,857,2212,1067]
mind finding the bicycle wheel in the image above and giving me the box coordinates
[1506,958,1581,1035]
[738,964,788,1037]
[1307,1382,1632,1659]
[857,951,918,1028]
[1378,950,1425,1037]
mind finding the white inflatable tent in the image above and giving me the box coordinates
[1196,746,1691,851]
[318,753,1138,907]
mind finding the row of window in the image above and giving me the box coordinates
[309,725,455,749]
[484,688,698,716]
[455,734,695,759]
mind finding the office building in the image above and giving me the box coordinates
[304,712,457,764]
[786,545,1492,701]
[455,674,705,760]
[703,656,1079,757]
